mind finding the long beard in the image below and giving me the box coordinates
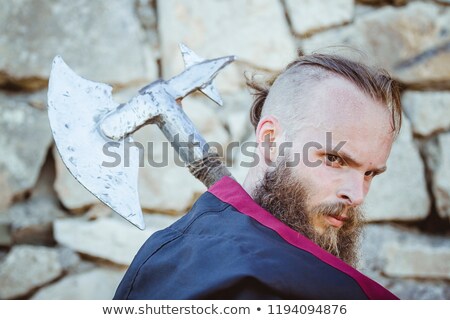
[252,163,363,267]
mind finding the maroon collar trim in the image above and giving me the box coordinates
[208,176,398,300]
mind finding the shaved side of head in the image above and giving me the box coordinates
[258,66,333,138]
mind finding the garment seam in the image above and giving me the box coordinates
[182,203,231,233]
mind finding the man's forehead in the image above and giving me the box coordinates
[293,116,394,158]
[303,78,371,117]
[293,77,392,137]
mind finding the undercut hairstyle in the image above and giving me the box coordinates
[247,50,402,137]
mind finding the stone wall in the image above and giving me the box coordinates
[0,0,449,299]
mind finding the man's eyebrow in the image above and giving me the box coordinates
[335,150,387,174]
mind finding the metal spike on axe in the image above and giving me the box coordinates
[47,44,236,230]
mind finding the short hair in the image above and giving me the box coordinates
[247,51,402,137]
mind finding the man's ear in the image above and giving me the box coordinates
[256,115,283,164]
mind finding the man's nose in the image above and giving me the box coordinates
[336,173,366,207]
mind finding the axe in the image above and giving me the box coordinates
[48,44,236,229]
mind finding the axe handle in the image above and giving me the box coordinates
[100,81,235,189]
[187,152,234,188]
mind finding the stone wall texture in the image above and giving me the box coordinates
[0,0,449,299]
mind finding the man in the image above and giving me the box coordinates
[114,52,401,299]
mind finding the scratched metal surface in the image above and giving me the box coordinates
[47,57,145,229]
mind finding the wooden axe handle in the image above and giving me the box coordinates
[187,152,234,188]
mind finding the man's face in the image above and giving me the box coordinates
[253,76,395,266]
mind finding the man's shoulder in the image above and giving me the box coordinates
[114,191,302,298]
[114,190,372,299]
[169,191,292,251]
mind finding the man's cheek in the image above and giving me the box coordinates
[304,165,336,199]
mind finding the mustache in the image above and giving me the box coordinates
[309,202,363,229]
[311,202,347,217]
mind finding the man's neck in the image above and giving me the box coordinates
[242,166,266,200]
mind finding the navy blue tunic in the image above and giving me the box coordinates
[114,177,397,300]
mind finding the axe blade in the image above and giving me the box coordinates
[47,56,145,229]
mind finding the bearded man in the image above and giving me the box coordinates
[114,52,401,299]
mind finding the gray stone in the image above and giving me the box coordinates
[0,175,12,211]
[0,92,53,209]
[136,0,159,57]
[136,0,158,32]
[360,224,400,275]
[360,224,450,281]
[217,91,254,143]
[364,116,430,221]
[227,133,256,185]
[384,241,450,279]
[302,2,450,87]
[432,132,450,219]
[356,0,428,6]
[26,91,48,111]
[0,226,10,247]
[223,113,252,181]
[54,213,178,266]
[0,245,63,299]
[364,271,450,299]
[402,91,450,137]
[285,0,354,36]
[31,145,58,199]
[57,247,81,272]
[354,4,378,18]
[0,0,157,89]
[137,153,207,213]
[359,223,450,299]
[387,278,450,299]
[0,213,11,247]
[32,267,124,300]
[183,94,230,147]
[85,204,113,221]
[184,90,254,185]
[157,0,296,93]
[8,197,66,245]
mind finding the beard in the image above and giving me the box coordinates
[252,162,364,267]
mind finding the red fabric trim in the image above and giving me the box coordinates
[208,176,398,300]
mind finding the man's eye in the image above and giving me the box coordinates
[365,171,375,177]
[326,154,344,166]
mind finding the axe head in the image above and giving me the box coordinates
[47,56,145,229]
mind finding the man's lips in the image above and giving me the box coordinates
[325,214,348,228]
